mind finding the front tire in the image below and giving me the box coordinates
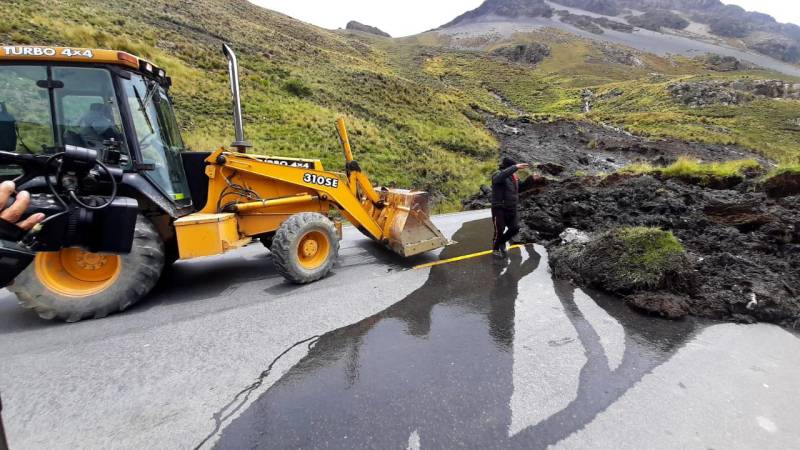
[9,215,165,322]
[271,213,339,284]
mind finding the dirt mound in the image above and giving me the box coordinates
[512,174,800,328]
[464,117,797,327]
[764,172,800,198]
[483,117,765,178]
[550,227,695,293]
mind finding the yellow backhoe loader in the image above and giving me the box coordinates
[0,44,448,322]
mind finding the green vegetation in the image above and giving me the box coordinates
[552,226,690,293]
[765,163,800,180]
[612,227,686,289]
[619,157,761,184]
[3,0,799,210]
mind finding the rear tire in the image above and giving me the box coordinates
[271,213,339,284]
[9,215,165,322]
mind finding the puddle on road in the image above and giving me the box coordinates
[213,218,700,449]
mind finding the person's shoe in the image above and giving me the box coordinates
[492,250,505,259]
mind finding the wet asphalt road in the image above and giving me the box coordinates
[1,210,799,449]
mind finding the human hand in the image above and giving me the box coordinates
[0,181,45,231]
[516,163,530,170]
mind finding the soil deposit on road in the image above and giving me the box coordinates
[466,118,800,328]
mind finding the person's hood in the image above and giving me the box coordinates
[500,157,517,169]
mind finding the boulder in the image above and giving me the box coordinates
[626,10,690,32]
[706,54,741,71]
[491,43,551,65]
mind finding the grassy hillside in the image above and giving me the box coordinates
[3,0,800,210]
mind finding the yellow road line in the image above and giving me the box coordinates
[413,245,525,270]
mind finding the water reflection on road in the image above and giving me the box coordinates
[215,219,698,449]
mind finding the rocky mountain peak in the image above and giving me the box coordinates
[346,21,391,38]
[441,0,800,64]
[441,0,554,28]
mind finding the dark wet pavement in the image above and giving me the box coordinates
[214,218,700,449]
[2,213,799,449]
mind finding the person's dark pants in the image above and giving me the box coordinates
[492,206,520,251]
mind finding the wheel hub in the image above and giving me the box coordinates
[302,239,319,257]
[297,230,331,270]
[73,252,109,271]
[35,248,122,298]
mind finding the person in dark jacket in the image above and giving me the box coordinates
[491,157,532,257]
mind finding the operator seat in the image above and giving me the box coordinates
[78,103,120,147]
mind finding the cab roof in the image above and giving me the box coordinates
[0,45,168,79]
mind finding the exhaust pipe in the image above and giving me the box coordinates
[222,43,251,152]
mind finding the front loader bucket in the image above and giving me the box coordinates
[380,189,449,257]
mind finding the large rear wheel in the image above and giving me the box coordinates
[9,215,165,322]
[271,213,339,284]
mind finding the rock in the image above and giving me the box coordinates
[625,292,692,319]
[749,36,800,64]
[441,0,553,28]
[664,78,800,106]
[667,81,748,107]
[707,18,750,38]
[559,228,591,244]
[706,54,741,71]
[598,45,643,66]
[491,43,551,65]
[346,21,391,38]
[557,11,605,34]
[626,10,690,32]
[593,17,634,33]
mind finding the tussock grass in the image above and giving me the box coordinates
[619,157,761,182]
[551,226,691,293]
[765,163,800,179]
[614,227,686,288]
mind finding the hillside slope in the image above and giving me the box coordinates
[3,0,800,210]
[3,0,501,210]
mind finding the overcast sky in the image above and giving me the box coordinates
[250,0,800,37]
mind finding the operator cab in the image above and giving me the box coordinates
[0,46,191,206]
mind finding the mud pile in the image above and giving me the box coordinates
[517,174,800,327]
[484,117,764,178]
[465,119,799,328]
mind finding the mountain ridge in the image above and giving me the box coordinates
[439,0,800,64]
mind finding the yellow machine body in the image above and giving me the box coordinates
[0,45,448,262]
[174,213,248,259]
[174,119,449,261]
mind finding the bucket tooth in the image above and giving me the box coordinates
[380,189,449,257]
